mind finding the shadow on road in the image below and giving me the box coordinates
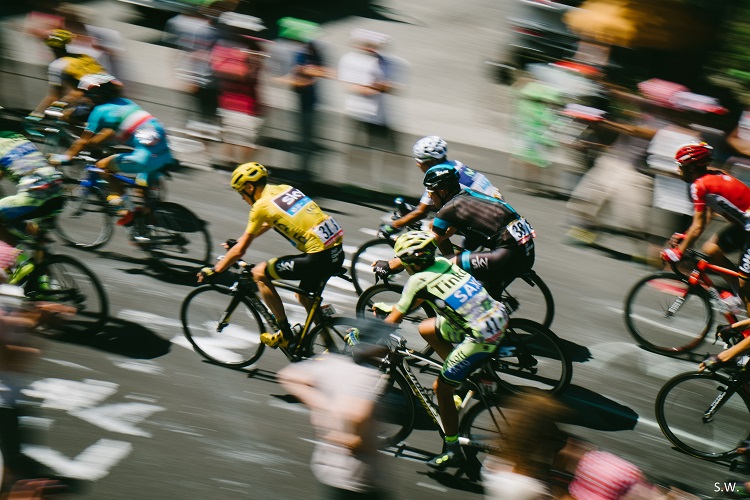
[51,318,172,359]
[559,338,594,364]
[558,384,639,431]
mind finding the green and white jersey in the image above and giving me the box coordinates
[395,257,508,342]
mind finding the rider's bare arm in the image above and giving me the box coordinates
[392,203,430,229]
[678,209,709,254]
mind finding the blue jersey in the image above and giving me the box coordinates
[86,98,170,155]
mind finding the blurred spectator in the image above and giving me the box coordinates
[278,352,389,499]
[210,15,267,167]
[275,17,332,182]
[163,7,221,135]
[338,29,399,173]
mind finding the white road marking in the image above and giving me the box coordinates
[23,439,133,481]
[22,379,118,411]
[42,358,94,371]
[359,228,379,237]
[113,359,164,375]
[117,309,182,328]
[417,482,448,492]
[70,403,166,438]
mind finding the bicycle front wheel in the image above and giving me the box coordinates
[493,318,572,395]
[624,272,712,354]
[180,285,265,367]
[655,371,750,460]
[459,393,511,465]
[30,254,109,334]
[355,283,434,356]
[56,182,114,249]
[144,202,212,276]
[351,239,404,295]
[500,271,555,328]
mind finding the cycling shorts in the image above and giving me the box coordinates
[112,147,173,176]
[0,192,63,225]
[440,337,498,386]
[266,245,344,292]
[715,225,750,274]
[458,242,535,295]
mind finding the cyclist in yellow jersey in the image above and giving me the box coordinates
[197,162,345,348]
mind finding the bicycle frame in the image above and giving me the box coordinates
[680,252,747,323]
[219,262,344,361]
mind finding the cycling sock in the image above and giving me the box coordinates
[445,434,459,450]
[278,320,293,340]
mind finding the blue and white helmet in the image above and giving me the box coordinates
[413,136,447,163]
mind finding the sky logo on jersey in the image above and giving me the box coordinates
[443,276,484,310]
[273,188,312,215]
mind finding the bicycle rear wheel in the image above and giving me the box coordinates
[655,371,750,460]
[55,182,114,249]
[142,202,212,276]
[493,318,572,395]
[28,254,109,334]
[351,239,405,295]
[375,369,415,449]
[180,284,265,368]
[624,272,712,354]
[499,271,555,328]
[355,283,434,356]
[459,393,511,468]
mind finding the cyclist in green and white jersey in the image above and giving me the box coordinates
[376,230,509,470]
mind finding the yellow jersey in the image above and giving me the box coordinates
[246,184,343,253]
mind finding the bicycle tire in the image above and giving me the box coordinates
[305,316,361,357]
[180,284,266,368]
[55,181,114,250]
[355,283,435,356]
[655,371,750,460]
[143,202,212,276]
[351,239,404,295]
[375,369,416,449]
[499,271,555,328]
[458,392,512,465]
[27,254,109,334]
[624,272,712,354]
[493,318,572,395]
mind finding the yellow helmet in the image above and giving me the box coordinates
[45,29,74,48]
[231,162,268,191]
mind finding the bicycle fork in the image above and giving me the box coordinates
[703,384,738,424]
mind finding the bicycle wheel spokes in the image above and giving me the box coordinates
[351,239,403,295]
[307,317,359,357]
[34,255,108,334]
[459,396,510,462]
[180,285,264,367]
[145,202,212,276]
[355,284,433,355]
[56,183,114,249]
[493,319,571,395]
[500,272,554,328]
[656,372,750,460]
[625,273,712,353]
[375,370,415,449]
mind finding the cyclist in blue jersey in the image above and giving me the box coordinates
[379,136,504,236]
[51,74,173,226]
[375,164,534,299]
[377,230,509,470]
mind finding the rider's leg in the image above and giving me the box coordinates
[704,234,740,293]
[96,155,125,196]
[419,318,454,360]
[253,262,294,347]
[434,375,459,439]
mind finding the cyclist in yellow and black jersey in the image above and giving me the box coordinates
[197,162,344,349]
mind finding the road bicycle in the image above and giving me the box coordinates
[180,259,360,367]
[367,318,572,478]
[55,155,212,276]
[624,248,747,354]
[655,357,750,461]
[8,217,108,334]
[349,197,423,294]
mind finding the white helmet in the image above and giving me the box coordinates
[413,136,448,163]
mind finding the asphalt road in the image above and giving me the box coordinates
[3,166,742,500]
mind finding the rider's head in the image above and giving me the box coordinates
[394,230,438,273]
[413,136,448,172]
[423,164,460,208]
[231,162,268,203]
[44,29,73,55]
[77,74,123,104]
[675,142,713,183]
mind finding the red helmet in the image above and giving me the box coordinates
[675,142,713,167]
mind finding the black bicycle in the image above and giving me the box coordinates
[181,259,360,367]
[655,354,750,461]
[368,319,571,477]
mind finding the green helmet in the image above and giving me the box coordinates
[394,231,437,269]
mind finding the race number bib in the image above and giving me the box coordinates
[475,309,508,343]
[312,217,343,247]
[506,217,535,245]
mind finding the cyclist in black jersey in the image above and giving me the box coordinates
[374,164,535,298]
